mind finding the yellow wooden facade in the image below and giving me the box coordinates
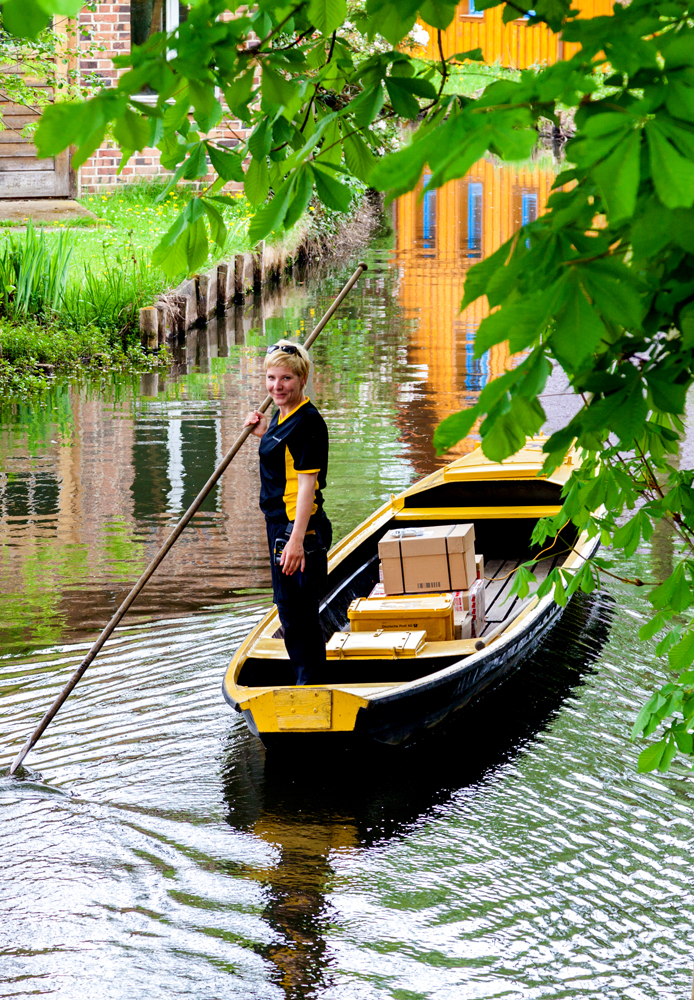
[418,0,614,69]
[393,159,556,452]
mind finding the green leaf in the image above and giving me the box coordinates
[385,77,421,119]
[203,201,227,250]
[474,290,555,357]
[639,611,668,642]
[665,80,694,122]
[631,699,657,740]
[162,93,192,134]
[152,198,208,278]
[311,163,352,212]
[181,142,209,180]
[433,407,480,454]
[308,0,347,34]
[206,143,244,183]
[1,0,51,38]
[390,76,438,99]
[71,124,109,171]
[419,0,457,29]
[681,302,694,350]
[450,49,484,62]
[481,395,545,462]
[509,563,537,600]
[461,238,514,310]
[668,630,694,673]
[646,361,689,414]
[650,563,691,614]
[550,272,607,370]
[261,65,300,112]
[364,1,419,46]
[578,263,643,330]
[249,119,272,160]
[655,627,682,658]
[647,123,694,209]
[673,728,694,755]
[343,131,376,182]
[658,738,678,772]
[35,91,126,159]
[189,82,223,133]
[351,84,385,129]
[244,157,270,207]
[592,128,641,222]
[224,70,255,117]
[612,509,651,558]
[637,740,666,772]
[112,107,151,157]
[317,117,342,165]
[248,176,296,244]
[284,168,314,230]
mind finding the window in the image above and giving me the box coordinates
[467,0,484,15]
[467,182,483,257]
[131,0,188,48]
[417,173,437,255]
[521,191,538,227]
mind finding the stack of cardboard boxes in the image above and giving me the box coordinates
[347,524,486,642]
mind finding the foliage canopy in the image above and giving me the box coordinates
[6,0,694,770]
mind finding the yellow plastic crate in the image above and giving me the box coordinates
[347,594,455,642]
[326,629,427,659]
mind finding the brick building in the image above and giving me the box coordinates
[77,1,247,194]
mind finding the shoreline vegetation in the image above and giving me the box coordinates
[0,178,379,400]
[0,61,517,401]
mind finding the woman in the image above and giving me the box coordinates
[244,340,332,686]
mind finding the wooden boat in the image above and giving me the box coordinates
[222,439,599,747]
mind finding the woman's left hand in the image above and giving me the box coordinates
[280,534,305,575]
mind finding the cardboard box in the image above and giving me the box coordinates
[455,613,472,640]
[348,594,454,641]
[453,578,485,637]
[475,553,484,580]
[378,524,476,595]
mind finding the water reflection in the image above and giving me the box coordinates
[394,159,556,436]
[0,158,564,653]
[222,591,613,997]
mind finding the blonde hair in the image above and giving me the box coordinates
[263,339,310,382]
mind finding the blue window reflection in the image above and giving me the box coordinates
[465,324,489,390]
[422,173,436,254]
[467,181,483,257]
[521,191,538,226]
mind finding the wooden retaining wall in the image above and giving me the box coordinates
[138,240,287,349]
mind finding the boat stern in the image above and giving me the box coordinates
[235,685,371,736]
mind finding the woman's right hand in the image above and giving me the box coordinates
[244,410,268,438]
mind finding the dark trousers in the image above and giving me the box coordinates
[266,512,332,685]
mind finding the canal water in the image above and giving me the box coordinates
[2,161,693,998]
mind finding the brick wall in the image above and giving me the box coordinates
[76,4,250,193]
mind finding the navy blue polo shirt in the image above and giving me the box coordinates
[258,398,329,524]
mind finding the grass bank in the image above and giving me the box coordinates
[0,178,373,398]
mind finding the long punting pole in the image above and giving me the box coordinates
[8,262,368,776]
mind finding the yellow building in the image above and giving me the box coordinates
[418,0,614,69]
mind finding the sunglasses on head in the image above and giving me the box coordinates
[266,343,299,356]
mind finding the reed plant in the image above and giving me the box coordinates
[0,223,73,320]
[60,254,166,337]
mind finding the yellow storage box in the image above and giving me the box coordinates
[326,629,427,659]
[347,594,455,642]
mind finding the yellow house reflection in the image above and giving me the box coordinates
[393,158,556,454]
